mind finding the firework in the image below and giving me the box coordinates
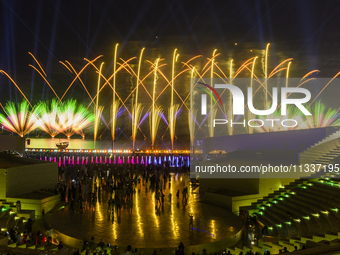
[303,101,340,128]
[150,58,163,150]
[132,103,144,149]
[0,46,338,150]
[0,100,42,137]
[253,105,304,133]
[132,48,145,150]
[94,62,105,148]
[38,98,94,138]
[111,44,120,149]
[168,49,180,151]
[39,99,63,137]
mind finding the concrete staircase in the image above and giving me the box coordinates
[236,169,340,254]
[0,199,34,233]
[241,176,340,238]
[227,235,340,254]
[300,128,340,165]
[0,234,70,254]
[0,201,72,255]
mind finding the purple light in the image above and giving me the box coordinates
[159,111,169,126]
[139,112,150,126]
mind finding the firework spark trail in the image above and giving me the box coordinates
[312,71,340,105]
[132,48,145,150]
[84,57,136,109]
[209,49,218,137]
[84,57,147,138]
[29,64,62,102]
[60,55,103,101]
[150,58,163,150]
[111,44,120,149]
[59,61,73,73]
[132,103,144,149]
[94,63,105,148]
[265,43,270,107]
[28,52,47,77]
[88,57,156,139]
[248,57,258,134]
[0,71,32,107]
[120,57,190,116]
[169,49,180,151]
[188,55,298,136]
[63,60,95,106]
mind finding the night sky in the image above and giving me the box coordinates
[1,0,340,148]
[2,1,340,99]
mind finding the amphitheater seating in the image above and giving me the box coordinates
[0,199,34,234]
[227,229,340,254]
[235,166,340,254]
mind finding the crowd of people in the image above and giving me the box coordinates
[56,162,190,214]
[4,218,55,247]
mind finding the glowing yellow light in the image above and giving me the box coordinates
[169,48,180,151]
[132,48,145,150]
[286,61,292,88]
[209,49,217,137]
[111,43,120,149]
[265,43,270,106]
[94,62,105,149]
[150,58,163,150]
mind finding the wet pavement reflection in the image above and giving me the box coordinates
[49,172,243,248]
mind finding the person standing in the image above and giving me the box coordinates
[123,245,133,255]
[160,178,163,191]
[189,213,194,228]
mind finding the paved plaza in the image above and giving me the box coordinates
[48,173,243,248]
